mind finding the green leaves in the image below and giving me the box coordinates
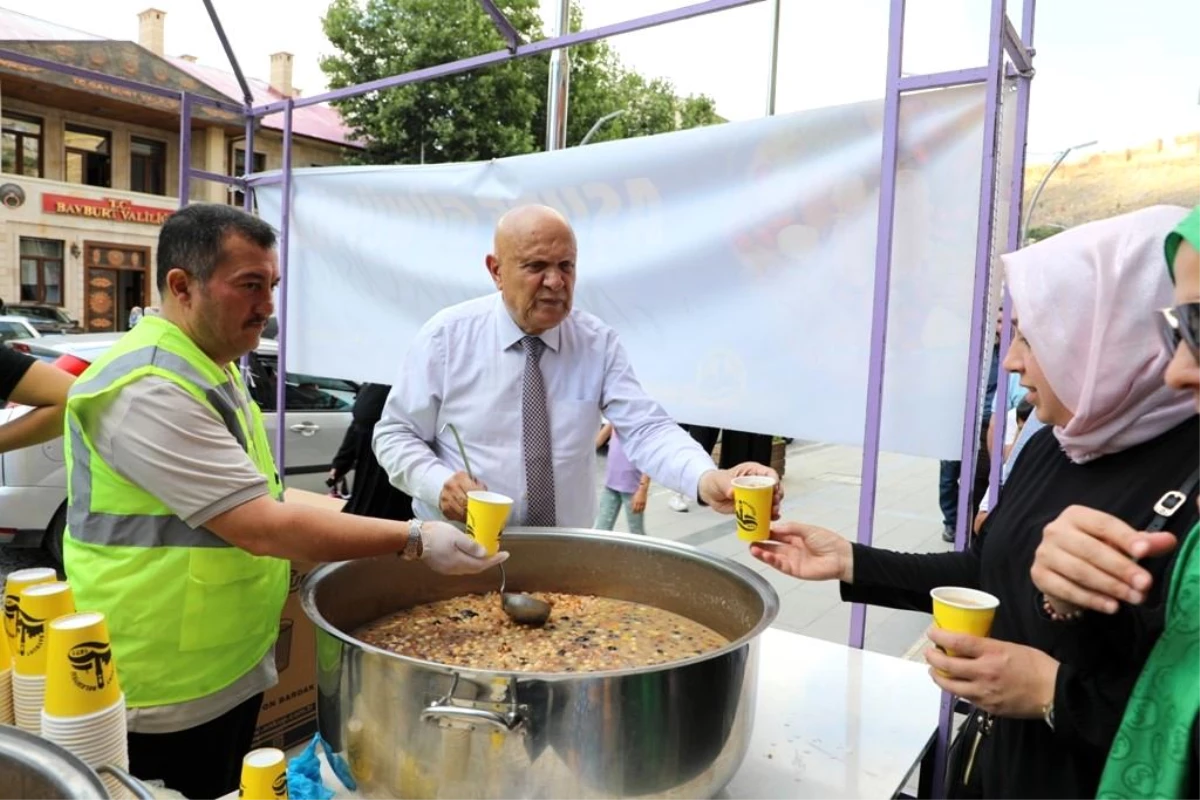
[319,0,725,164]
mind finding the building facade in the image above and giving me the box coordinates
[0,7,356,331]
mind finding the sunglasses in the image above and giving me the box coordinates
[1157,303,1200,361]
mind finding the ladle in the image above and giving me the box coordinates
[441,422,552,627]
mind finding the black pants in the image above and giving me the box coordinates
[684,426,773,468]
[127,692,263,799]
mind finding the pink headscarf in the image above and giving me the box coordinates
[1002,205,1195,464]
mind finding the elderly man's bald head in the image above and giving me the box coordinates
[486,204,577,335]
[493,205,573,253]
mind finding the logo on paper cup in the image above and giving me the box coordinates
[465,510,476,538]
[68,641,114,691]
[238,774,288,799]
[735,500,759,532]
[15,609,46,656]
[3,594,19,639]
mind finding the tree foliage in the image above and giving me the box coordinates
[320,0,724,164]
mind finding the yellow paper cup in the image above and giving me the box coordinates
[239,748,289,799]
[733,476,776,542]
[4,568,56,659]
[465,491,514,556]
[930,587,1000,657]
[14,582,75,677]
[43,612,122,718]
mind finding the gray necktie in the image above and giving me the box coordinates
[521,336,556,527]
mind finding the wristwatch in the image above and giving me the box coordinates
[1042,700,1055,731]
[402,519,425,561]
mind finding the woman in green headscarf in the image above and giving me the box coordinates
[1031,205,1199,798]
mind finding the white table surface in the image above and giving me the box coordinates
[221,627,940,800]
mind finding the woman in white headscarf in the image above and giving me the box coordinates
[751,206,1199,798]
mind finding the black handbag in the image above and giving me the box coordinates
[943,707,992,799]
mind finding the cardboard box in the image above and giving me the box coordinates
[251,489,345,751]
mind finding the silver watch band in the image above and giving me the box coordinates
[403,518,424,560]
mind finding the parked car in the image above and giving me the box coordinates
[0,315,40,344]
[5,304,83,335]
[0,333,359,565]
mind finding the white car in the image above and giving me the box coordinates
[0,315,41,344]
[0,333,358,565]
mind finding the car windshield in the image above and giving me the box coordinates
[12,307,54,320]
[0,322,33,342]
[13,307,71,324]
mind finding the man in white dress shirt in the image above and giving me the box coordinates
[374,205,781,529]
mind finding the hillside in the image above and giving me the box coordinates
[1022,133,1199,230]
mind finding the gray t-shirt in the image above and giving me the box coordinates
[90,375,277,734]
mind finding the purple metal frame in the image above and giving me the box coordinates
[5,0,1037,789]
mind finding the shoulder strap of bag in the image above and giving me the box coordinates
[1146,467,1200,532]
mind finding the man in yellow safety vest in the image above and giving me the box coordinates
[63,203,506,798]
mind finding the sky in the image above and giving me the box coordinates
[2,0,1197,157]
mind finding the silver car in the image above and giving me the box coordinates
[0,333,357,565]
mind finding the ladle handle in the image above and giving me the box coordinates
[444,422,475,483]
[421,703,523,731]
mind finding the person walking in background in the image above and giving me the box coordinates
[330,383,414,521]
[939,329,1001,541]
[594,421,649,534]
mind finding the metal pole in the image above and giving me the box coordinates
[243,115,256,212]
[273,99,294,483]
[201,0,255,108]
[987,0,1037,510]
[847,0,906,651]
[934,0,1011,795]
[252,1,775,115]
[1021,139,1096,243]
[579,109,627,146]
[765,0,783,115]
[545,0,571,150]
[178,93,192,209]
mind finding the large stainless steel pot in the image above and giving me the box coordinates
[0,725,151,799]
[302,529,779,799]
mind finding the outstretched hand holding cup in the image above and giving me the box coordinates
[732,476,778,542]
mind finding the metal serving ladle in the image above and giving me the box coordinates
[441,423,552,628]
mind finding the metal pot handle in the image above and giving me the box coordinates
[95,764,156,800]
[421,672,524,732]
[421,703,523,731]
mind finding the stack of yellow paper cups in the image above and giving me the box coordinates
[240,748,289,799]
[4,567,56,652]
[41,611,130,799]
[0,612,11,725]
[13,581,75,731]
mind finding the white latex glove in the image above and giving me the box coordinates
[420,521,509,575]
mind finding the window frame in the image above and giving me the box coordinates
[1,111,44,178]
[64,123,113,188]
[129,135,167,196]
[18,237,65,307]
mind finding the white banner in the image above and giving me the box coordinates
[256,84,987,459]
